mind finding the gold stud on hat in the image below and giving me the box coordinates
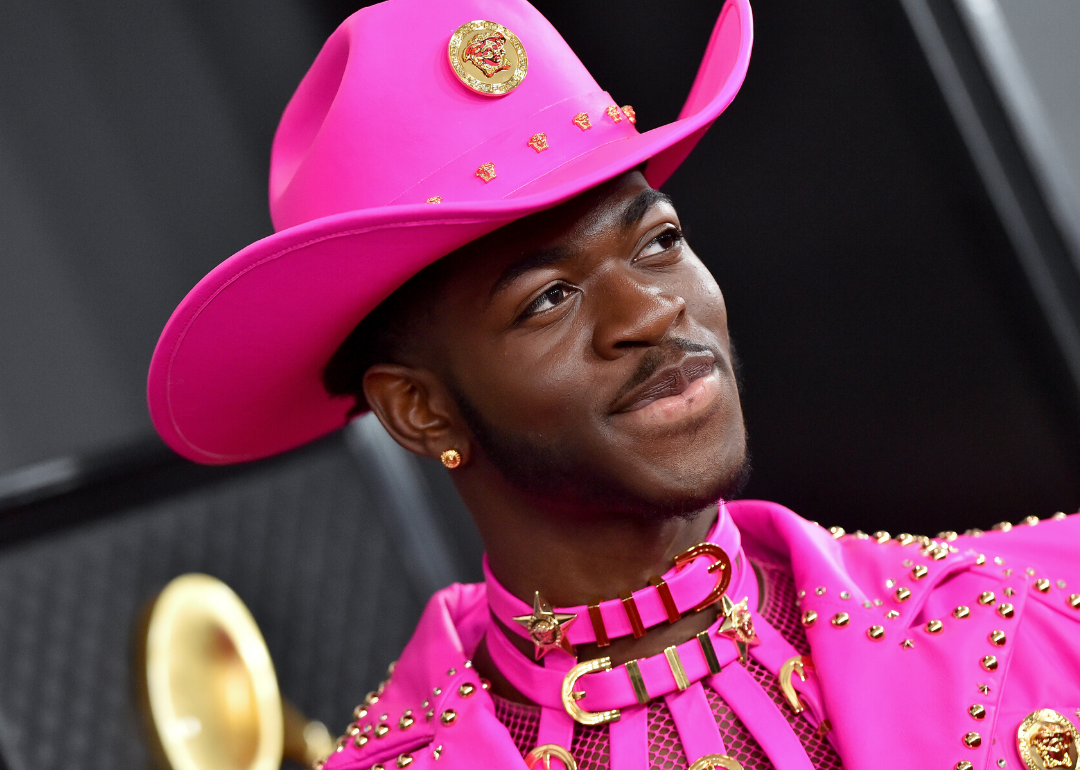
[440,449,462,469]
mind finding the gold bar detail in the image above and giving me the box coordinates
[664,645,690,690]
[697,630,722,675]
[621,593,647,638]
[588,602,610,648]
[625,659,650,704]
[649,576,681,624]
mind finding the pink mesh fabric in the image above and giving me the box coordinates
[492,560,844,769]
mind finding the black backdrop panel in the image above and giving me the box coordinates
[524,0,1080,533]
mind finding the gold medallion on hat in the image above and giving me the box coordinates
[448,20,528,96]
[1018,709,1079,770]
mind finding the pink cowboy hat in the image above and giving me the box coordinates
[148,0,754,464]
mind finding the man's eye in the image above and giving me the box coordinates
[634,227,682,262]
[523,284,572,318]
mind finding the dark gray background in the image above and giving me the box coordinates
[0,1,1077,769]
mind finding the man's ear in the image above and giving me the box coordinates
[362,364,470,464]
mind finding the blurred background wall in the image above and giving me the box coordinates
[0,1,1076,768]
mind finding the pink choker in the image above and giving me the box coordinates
[481,502,830,770]
[484,502,746,657]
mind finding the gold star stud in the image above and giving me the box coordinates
[718,595,761,664]
[513,591,577,660]
[978,684,990,695]
[901,638,914,649]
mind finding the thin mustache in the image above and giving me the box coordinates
[609,338,716,409]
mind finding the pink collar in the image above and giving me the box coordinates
[484,501,747,648]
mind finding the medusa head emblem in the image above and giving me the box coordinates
[461,32,511,78]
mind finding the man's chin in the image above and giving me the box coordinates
[627,451,753,523]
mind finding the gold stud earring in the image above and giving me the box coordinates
[440,449,462,469]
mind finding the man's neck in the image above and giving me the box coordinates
[456,469,722,702]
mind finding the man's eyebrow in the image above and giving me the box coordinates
[620,188,672,231]
[487,188,671,300]
[489,245,574,299]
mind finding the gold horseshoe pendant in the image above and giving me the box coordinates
[688,754,745,770]
[674,543,732,612]
[524,744,578,770]
[560,657,621,725]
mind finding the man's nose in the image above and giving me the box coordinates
[591,270,686,358]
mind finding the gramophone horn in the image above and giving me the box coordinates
[136,573,334,770]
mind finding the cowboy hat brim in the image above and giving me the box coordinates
[148,0,753,464]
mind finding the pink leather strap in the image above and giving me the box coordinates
[486,613,741,712]
[665,681,728,760]
[608,706,649,770]
[708,664,816,770]
[486,503,744,646]
[533,655,577,770]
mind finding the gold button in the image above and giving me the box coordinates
[353,706,368,720]
[867,625,885,640]
[992,521,1012,531]
[953,605,970,619]
[440,709,457,726]
[1069,593,1080,609]
[425,709,434,722]
[981,655,998,671]
[955,762,973,770]
[397,754,414,768]
[374,724,390,738]
[988,630,1006,647]
[895,587,912,602]
[354,734,369,748]
[897,533,915,545]
[1035,578,1051,593]
[801,610,818,627]
[829,526,845,538]
[346,724,360,737]
[831,612,850,627]
[873,531,890,543]
[963,731,982,748]
[968,704,986,720]
[926,619,943,634]
[997,603,1015,618]
[912,565,929,579]
[399,711,415,730]
[458,683,476,698]
[978,591,995,605]
[365,691,380,705]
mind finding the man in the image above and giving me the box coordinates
[147,0,1080,768]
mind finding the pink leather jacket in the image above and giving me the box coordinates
[323,501,1080,769]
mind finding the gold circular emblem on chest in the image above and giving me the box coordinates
[1018,710,1080,770]
[448,20,527,96]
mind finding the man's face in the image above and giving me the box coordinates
[419,170,747,519]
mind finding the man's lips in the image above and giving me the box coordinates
[614,353,717,413]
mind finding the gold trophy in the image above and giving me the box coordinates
[135,574,335,770]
